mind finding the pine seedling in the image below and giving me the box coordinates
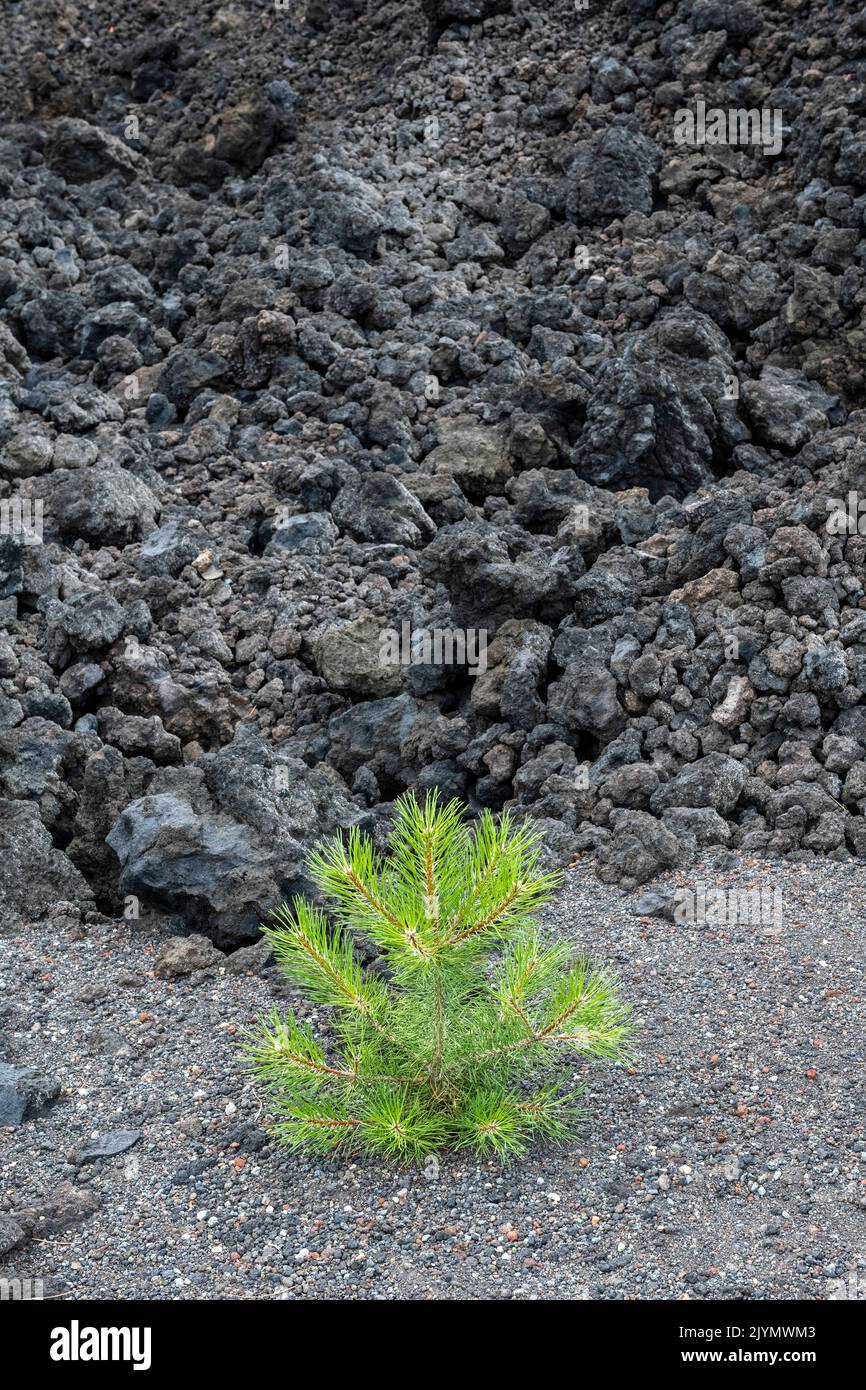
[245,791,633,1162]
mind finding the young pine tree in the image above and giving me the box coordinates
[246,792,632,1161]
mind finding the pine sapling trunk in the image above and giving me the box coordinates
[431,967,445,1089]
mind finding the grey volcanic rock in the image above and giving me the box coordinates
[567,123,661,225]
[106,793,277,947]
[75,1129,141,1163]
[423,0,511,28]
[314,615,404,697]
[154,934,224,978]
[424,417,513,496]
[803,643,848,694]
[107,735,357,944]
[0,0,864,910]
[135,520,208,578]
[200,98,280,178]
[0,1213,25,1258]
[13,1183,100,1239]
[47,592,126,652]
[311,171,387,259]
[39,469,159,545]
[742,367,838,450]
[597,809,683,889]
[331,474,435,546]
[267,512,338,556]
[692,0,763,33]
[572,311,744,499]
[156,350,229,412]
[547,656,625,739]
[0,799,93,924]
[651,753,747,817]
[95,708,182,763]
[45,118,145,183]
[684,254,782,335]
[0,1064,61,1126]
[200,731,357,851]
[31,382,123,432]
[471,620,552,730]
[326,694,425,783]
[422,521,585,626]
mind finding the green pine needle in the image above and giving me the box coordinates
[246,791,634,1163]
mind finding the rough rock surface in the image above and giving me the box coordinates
[1,0,866,944]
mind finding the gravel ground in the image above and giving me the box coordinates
[2,852,863,1302]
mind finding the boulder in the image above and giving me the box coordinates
[425,417,513,497]
[45,118,145,183]
[39,468,159,546]
[314,615,404,697]
[154,934,223,977]
[547,657,624,739]
[107,735,358,945]
[567,123,661,225]
[0,798,93,924]
[650,753,747,816]
[0,1064,61,1126]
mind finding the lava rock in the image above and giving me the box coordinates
[567,123,661,225]
[13,1182,100,1238]
[651,753,747,817]
[45,118,145,183]
[39,469,159,546]
[154,933,223,977]
[0,1064,61,1126]
[0,1213,25,1257]
[75,1129,141,1163]
[0,798,93,925]
[742,367,838,450]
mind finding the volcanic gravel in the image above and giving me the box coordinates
[1,855,863,1301]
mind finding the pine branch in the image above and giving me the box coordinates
[263,900,425,1065]
[265,899,375,1008]
[516,1084,586,1145]
[387,790,469,935]
[309,829,435,962]
[270,1094,364,1155]
[453,1090,526,1157]
[244,1006,357,1087]
[457,962,632,1070]
[454,1085,583,1158]
[536,960,634,1060]
[490,929,571,1031]
[272,1086,449,1158]
[431,969,445,1085]
[449,808,512,928]
[446,811,561,942]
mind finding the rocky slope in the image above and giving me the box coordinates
[2,0,866,943]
